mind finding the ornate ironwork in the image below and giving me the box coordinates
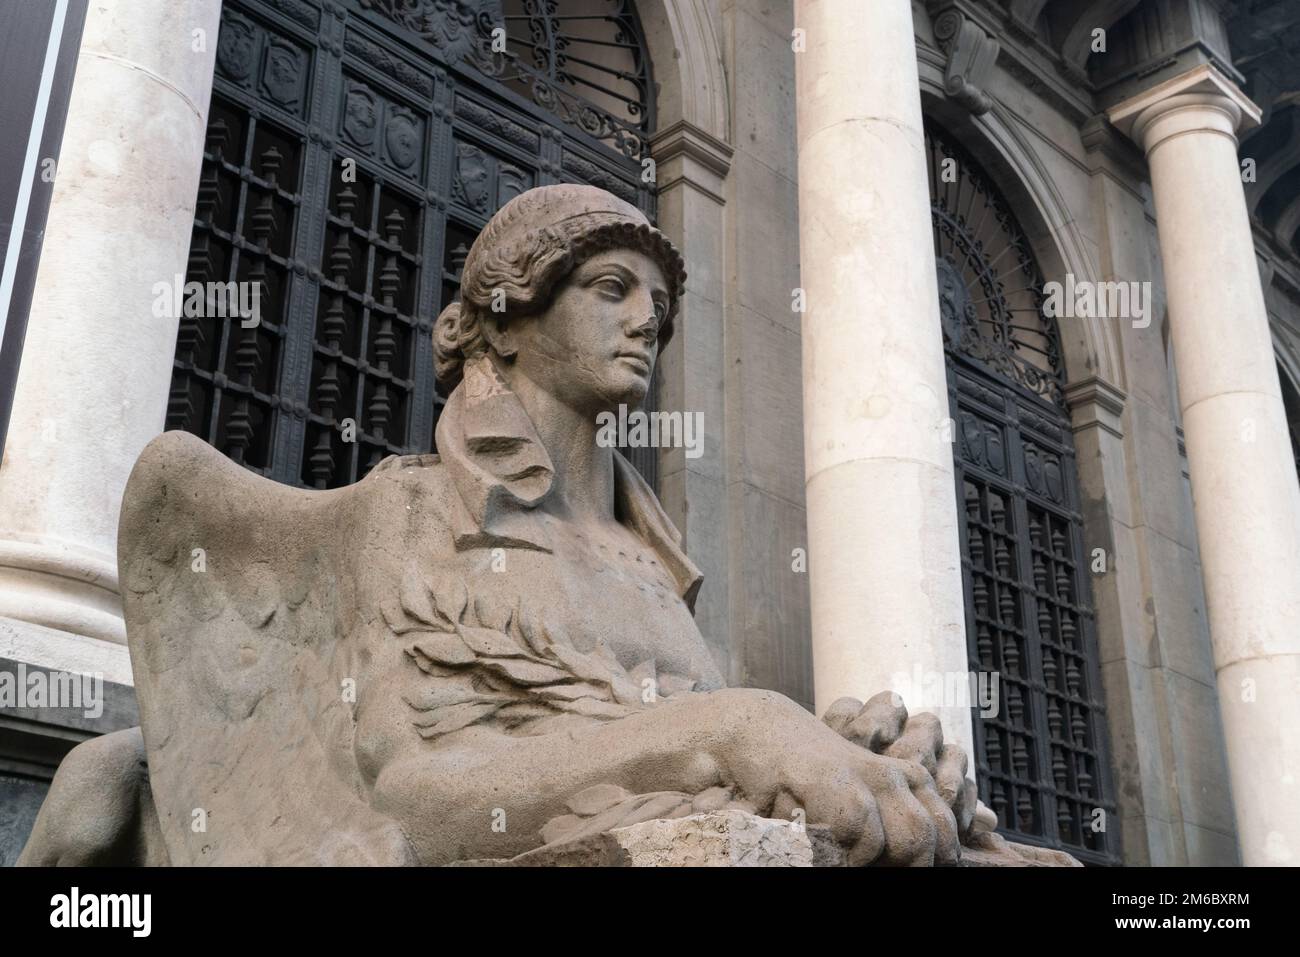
[931,122,1118,864]
[928,124,1066,408]
[169,0,658,489]
[359,0,653,159]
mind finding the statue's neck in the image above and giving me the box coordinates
[496,364,615,526]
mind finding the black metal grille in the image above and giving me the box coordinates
[928,121,1118,865]
[168,0,658,489]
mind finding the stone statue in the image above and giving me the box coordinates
[19,185,1066,866]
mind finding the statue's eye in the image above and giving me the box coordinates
[594,276,627,296]
[653,299,668,324]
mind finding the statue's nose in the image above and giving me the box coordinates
[624,311,658,341]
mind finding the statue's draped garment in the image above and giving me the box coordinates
[121,356,705,864]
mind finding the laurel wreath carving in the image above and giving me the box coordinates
[379,563,650,740]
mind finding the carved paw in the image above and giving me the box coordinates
[681,689,962,866]
[822,691,978,843]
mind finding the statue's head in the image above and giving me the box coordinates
[433,185,686,413]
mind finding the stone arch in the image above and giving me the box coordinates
[917,88,1125,395]
[636,0,729,142]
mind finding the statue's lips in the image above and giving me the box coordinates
[615,352,651,373]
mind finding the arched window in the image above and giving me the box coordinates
[927,122,1118,865]
[167,0,657,489]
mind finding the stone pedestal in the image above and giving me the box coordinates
[0,0,219,673]
[606,811,816,867]
[793,0,972,758]
[452,809,1080,867]
[1111,64,1300,866]
[454,811,814,867]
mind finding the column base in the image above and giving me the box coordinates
[0,615,133,686]
[0,537,126,644]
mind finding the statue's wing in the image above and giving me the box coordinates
[118,432,415,865]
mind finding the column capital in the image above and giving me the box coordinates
[1107,64,1262,156]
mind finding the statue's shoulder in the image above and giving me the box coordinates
[368,452,443,474]
[353,451,461,530]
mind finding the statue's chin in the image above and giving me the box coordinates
[596,367,652,409]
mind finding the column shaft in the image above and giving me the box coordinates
[0,0,220,657]
[1113,69,1300,865]
[794,0,972,757]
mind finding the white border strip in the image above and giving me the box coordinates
[0,0,71,353]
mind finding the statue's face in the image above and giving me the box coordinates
[504,246,670,412]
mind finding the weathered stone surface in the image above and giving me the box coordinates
[611,811,813,867]
[808,824,848,867]
[456,809,1082,867]
[453,833,632,868]
[459,811,813,867]
[18,185,1004,869]
[958,833,1084,868]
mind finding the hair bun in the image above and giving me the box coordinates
[433,300,466,390]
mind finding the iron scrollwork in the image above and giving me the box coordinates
[359,0,653,160]
[929,123,1065,409]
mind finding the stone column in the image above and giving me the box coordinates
[1111,64,1300,866]
[0,0,219,679]
[793,0,972,757]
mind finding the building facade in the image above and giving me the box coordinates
[1,0,1298,867]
